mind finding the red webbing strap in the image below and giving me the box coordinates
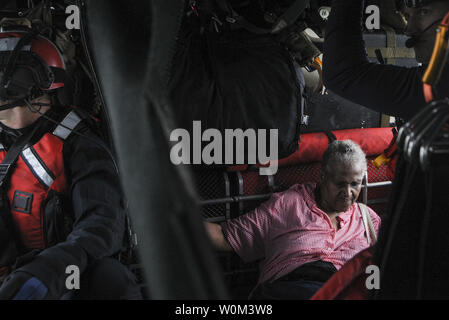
[423,83,434,104]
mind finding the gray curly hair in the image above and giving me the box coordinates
[322,140,367,176]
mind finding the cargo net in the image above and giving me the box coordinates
[239,163,322,213]
[242,171,271,195]
[193,168,229,220]
[367,157,389,181]
[239,157,392,215]
[193,157,392,219]
[239,170,271,214]
[366,157,392,216]
[274,162,322,190]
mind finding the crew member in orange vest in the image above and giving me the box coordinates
[0,28,141,299]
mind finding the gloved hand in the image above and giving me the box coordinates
[0,271,49,300]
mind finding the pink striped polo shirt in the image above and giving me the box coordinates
[222,183,381,284]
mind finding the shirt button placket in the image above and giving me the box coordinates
[328,231,335,251]
[327,238,333,251]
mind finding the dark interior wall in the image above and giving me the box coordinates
[82,0,228,299]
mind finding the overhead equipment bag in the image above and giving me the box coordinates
[168,0,314,160]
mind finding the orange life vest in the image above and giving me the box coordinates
[0,110,82,250]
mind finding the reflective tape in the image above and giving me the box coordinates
[21,148,54,188]
[52,110,82,140]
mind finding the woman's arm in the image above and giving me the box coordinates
[204,221,234,252]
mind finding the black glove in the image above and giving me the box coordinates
[0,271,50,300]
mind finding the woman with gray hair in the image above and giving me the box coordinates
[322,140,368,176]
[319,140,368,217]
[205,139,380,299]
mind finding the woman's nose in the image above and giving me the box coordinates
[342,185,351,197]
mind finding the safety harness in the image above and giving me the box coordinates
[366,26,416,65]
[358,203,377,246]
[0,109,82,252]
[0,121,41,278]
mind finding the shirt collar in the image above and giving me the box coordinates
[301,182,319,210]
[337,204,356,223]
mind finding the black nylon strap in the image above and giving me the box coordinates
[214,0,309,34]
[0,99,27,112]
[271,0,309,34]
[0,121,40,268]
[0,122,40,188]
[1,29,39,91]
[324,131,337,143]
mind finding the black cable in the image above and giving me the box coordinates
[0,98,29,111]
